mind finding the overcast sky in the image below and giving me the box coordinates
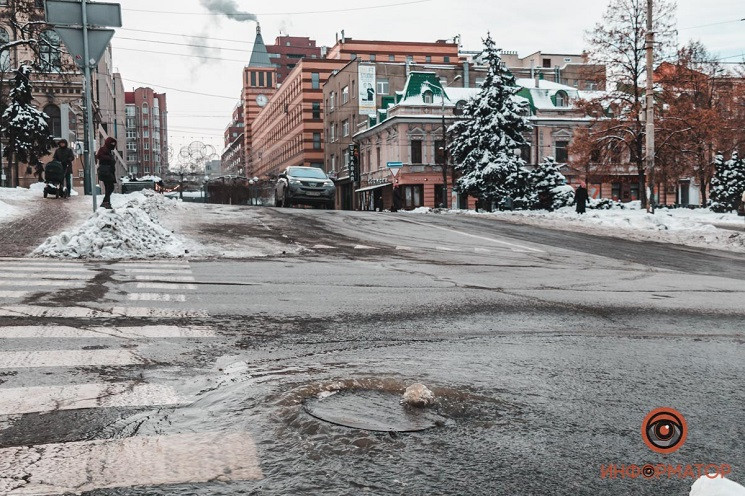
[109,0,744,163]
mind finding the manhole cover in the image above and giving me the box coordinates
[303,389,445,432]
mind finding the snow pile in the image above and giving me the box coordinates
[402,384,435,408]
[690,476,745,496]
[33,191,185,259]
[405,206,745,252]
[0,199,22,222]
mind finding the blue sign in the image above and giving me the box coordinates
[387,162,404,168]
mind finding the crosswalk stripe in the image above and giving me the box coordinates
[134,275,196,282]
[0,350,141,369]
[0,432,262,495]
[0,325,216,339]
[0,306,208,319]
[0,272,91,280]
[0,266,93,274]
[122,268,193,274]
[114,262,190,267]
[0,280,84,287]
[128,293,187,302]
[0,291,29,298]
[136,282,197,290]
[0,383,185,416]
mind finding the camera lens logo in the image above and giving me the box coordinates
[642,407,687,454]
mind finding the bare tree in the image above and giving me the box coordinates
[574,0,677,206]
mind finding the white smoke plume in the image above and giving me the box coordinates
[199,0,257,23]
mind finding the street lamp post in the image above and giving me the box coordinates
[423,76,461,210]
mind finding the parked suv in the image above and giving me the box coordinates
[275,166,336,209]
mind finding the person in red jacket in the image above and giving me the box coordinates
[95,137,117,209]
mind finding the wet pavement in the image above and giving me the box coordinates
[0,207,743,495]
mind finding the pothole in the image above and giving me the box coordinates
[304,389,446,433]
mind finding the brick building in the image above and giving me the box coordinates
[268,34,322,85]
[325,34,460,65]
[124,88,168,177]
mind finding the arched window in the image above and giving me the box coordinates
[43,104,62,138]
[555,90,569,107]
[0,29,10,71]
[422,90,433,104]
[39,30,61,72]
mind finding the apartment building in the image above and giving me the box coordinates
[125,88,168,177]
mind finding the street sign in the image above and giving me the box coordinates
[54,27,114,69]
[45,1,122,27]
[387,162,403,168]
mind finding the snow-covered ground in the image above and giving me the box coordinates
[406,204,745,253]
[691,476,745,496]
[34,191,189,260]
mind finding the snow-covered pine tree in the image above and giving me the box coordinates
[531,156,575,211]
[1,64,53,168]
[709,151,745,213]
[448,33,533,209]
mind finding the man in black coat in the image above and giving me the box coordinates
[575,183,589,214]
[53,139,75,198]
[96,137,117,209]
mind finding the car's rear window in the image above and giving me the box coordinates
[289,167,327,179]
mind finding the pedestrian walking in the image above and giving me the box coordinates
[575,183,589,214]
[33,159,44,183]
[392,184,403,212]
[53,140,75,198]
[96,137,118,210]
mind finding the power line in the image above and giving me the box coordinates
[116,36,249,53]
[680,18,745,30]
[113,46,247,64]
[122,0,434,17]
[120,77,239,100]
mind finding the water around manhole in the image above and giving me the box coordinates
[303,389,447,432]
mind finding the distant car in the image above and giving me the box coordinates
[275,166,336,209]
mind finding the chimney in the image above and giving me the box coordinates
[335,32,339,44]
[535,69,540,89]
[341,30,346,43]
[462,61,470,87]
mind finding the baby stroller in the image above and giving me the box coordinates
[43,160,66,199]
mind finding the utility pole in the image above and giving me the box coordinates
[645,0,656,213]
[440,91,449,209]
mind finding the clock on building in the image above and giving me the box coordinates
[256,94,269,107]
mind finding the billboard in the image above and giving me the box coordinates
[358,64,377,115]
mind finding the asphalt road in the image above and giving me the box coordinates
[0,208,743,495]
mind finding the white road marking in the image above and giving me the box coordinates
[0,266,93,274]
[0,291,29,298]
[0,432,262,495]
[403,219,546,253]
[0,383,185,416]
[396,246,414,251]
[354,245,377,250]
[0,280,83,287]
[134,275,196,282]
[0,306,208,319]
[115,262,190,268]
[122,268,193,274]
[0,350,141,369]
[0,325,215,339]
[0,272,91,280]
[136,282,197,290]
[312,244,337,249]
[128,293,187,302]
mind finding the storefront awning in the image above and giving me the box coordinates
[355,183,391,193]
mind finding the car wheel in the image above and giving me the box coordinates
[326,201,334,210]
[281,191,291,208]
[43,190,48,198]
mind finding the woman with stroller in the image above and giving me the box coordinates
[53,139,75,198]
[95,137,117,209]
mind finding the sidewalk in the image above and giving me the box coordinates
[0,192,89,257]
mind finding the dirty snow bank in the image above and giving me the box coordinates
[690,476,745,496]
[33,191,187,259]
[405,206,745,253]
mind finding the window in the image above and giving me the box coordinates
[312,102,321,120]
[311,72,320,89]
[444,56,450,63]
[377,79,389,95]
[555,141,569,163]
[342,85,349,104]
[250,71,256,87]
[258,71,265,87]
[350,53,357,60]
[331,154,336,171]
[126,130,136,139]
[422,91,433,104]
[389,54,395,62]
[410,140,423,164]
[342,119,350,137]
[330,92,336,110]
[611,183,621,200]
[402,185,424,209]
[329,124,336,142]
[406,55,414,63]
[435,140,446,164]
[126,106,135,117]
[143,142,149,150]
[543,58,552,68]
[0,29,9,71]
[520,144,532,163]
[43,104,61,138]
[39,30,61,71]
[555,91,568,107]
[370,54,376,62]
[143,130,149,138]
[426,55,432,63]
[313,132,321,150]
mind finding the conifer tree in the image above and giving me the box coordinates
[709,152,745,212]
[531,156,575,211]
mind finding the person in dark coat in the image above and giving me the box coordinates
[96,137,117,209]
[33,159,44,182]
[575,183,589,214]
[53,140,75,198]
[392,184,403,212]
